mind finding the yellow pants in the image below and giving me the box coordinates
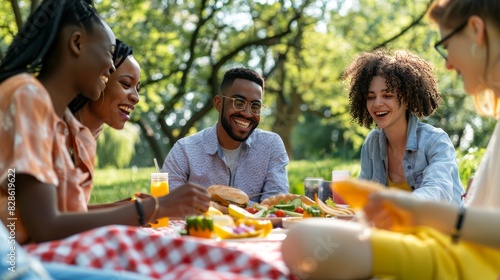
[371,227,500,279]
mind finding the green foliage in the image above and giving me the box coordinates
[456,147,485,189]
[96,123,140,168]
[1,0,496,169]
[287,159,360,195]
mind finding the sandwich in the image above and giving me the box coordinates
[207,185,249,214]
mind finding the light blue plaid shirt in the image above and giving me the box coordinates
[161,124,290,203]
[359,114,464,205]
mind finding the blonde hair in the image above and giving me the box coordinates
[473,89,500,119]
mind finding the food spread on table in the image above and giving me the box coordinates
[183,185,357,240]
[240,193,355,219]
[182,207,273,239]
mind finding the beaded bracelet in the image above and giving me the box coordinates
[451,206,466,244]
[134,198,145,226]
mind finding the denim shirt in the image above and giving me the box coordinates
[162,124,289,203]
[359,114,464,205]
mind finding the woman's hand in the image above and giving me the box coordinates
[364,190,422,232]
[157,182,210,218]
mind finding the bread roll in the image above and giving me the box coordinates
[209,201,229,214]
[207,185,249,210]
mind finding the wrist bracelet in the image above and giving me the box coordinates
[451,206,466,244]
[149,196,159,223]
[134,198,145,226]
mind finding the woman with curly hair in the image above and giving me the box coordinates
[283,1,500,279]
[342,49,463,205]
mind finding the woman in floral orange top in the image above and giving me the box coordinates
[0,0,210,244]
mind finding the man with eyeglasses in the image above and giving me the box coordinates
[161,67,289,204]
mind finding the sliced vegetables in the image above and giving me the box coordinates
[185,216,214,238]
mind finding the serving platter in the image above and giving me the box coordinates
[216,228,288,242]
[281,216,355,229]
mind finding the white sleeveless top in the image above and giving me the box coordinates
[465,121,500,208]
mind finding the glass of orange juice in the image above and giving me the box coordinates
[150,173,169,227]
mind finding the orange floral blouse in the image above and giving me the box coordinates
[0,73,95,244]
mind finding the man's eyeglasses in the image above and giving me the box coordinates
[434,21,468,60]
[220,96,266,115]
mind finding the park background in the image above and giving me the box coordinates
[1,0,489,202]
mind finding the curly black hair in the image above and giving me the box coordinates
[342,49,442,128]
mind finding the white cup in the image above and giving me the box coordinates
[332,170,350,181]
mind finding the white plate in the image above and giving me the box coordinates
[216,229,288,242]
[281,216,355,229]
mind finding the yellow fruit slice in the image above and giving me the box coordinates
[204,206,224,216]
[213,224,264,239]
[332,179,384,209]
[236,219,273,237]
[212,215,235,227]
[213,224,235,239]
[228,204,255,219]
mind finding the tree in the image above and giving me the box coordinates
[1,0,493,167]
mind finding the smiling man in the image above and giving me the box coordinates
[161,67,289,203]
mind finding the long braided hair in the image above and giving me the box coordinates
[0,0,103,83]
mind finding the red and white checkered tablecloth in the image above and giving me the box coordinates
[23,221,298,280]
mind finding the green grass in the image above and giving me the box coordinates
[92,154,475,205]
[90,167,155,204]
[287,159,360,195]
[90,160,360,204]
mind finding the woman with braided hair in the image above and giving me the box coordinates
[0,0,116,244]
[0,0,210,245]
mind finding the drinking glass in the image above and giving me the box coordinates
[331,170,350,204]
[150,173,169,227]
[303,177,323,201]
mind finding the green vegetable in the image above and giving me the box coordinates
[186,216,214,231]
[282,210,304,217]
[325,198,336,208]
[274,204,295,211]
[305,206,322,217]
[289,197,303,208]
[252,208,267,218]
